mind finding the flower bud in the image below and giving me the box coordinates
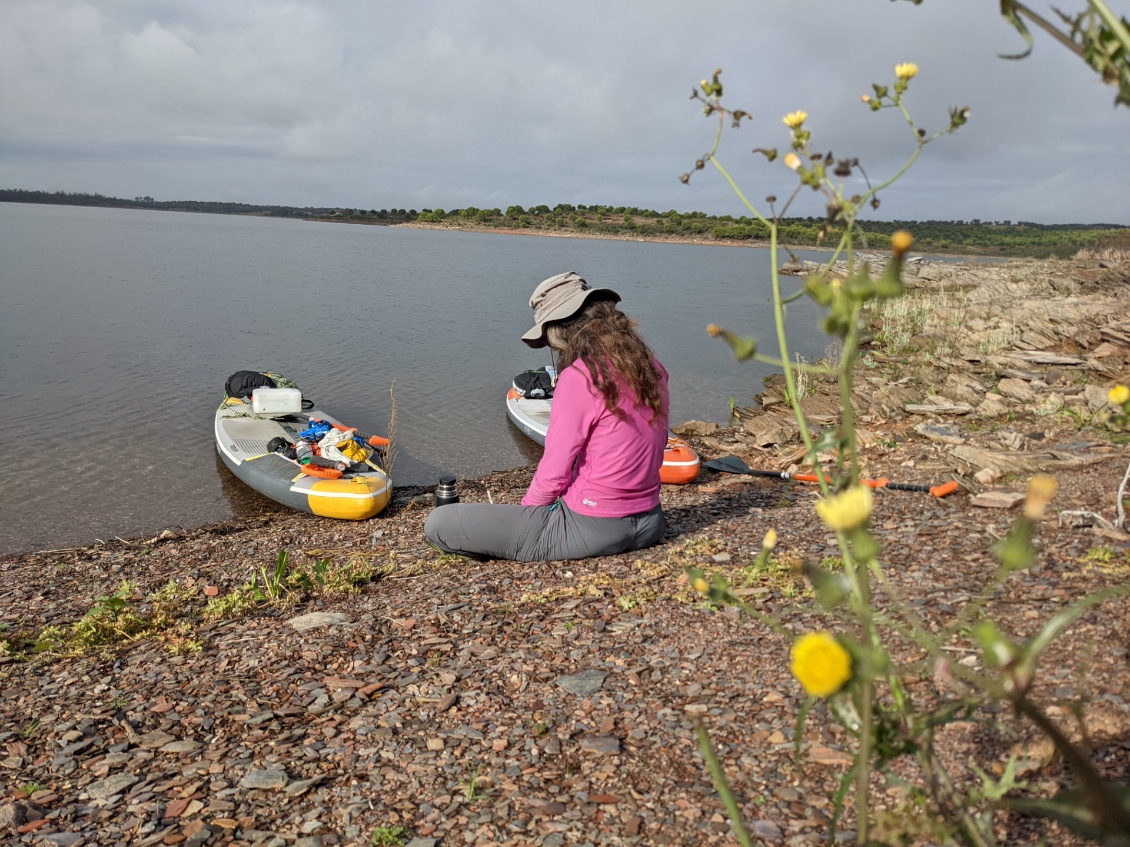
[1024,475,1058,520]
[707,324,757,361]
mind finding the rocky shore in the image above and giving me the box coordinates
[2,257,1129,847]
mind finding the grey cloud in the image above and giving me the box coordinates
[0,0,1125,223]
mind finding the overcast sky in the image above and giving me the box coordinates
[2,1,1127,225]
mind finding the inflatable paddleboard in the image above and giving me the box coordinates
[216,389,391,520]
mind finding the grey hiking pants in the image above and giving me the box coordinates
[423,500,666,562]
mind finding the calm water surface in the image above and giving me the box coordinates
[0,203,834,555]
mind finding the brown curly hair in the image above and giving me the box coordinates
[547,299,665,423]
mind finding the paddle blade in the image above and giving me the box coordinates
[702,455,757,475]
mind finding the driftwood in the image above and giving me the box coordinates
[1059,460,1130,533]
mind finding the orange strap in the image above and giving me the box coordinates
[300,464,343,480]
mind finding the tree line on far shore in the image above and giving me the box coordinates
[3,188,1127,259]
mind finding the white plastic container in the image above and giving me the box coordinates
[252,387,302,415]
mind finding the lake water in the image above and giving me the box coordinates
[0,203,835,555]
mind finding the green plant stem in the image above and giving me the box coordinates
[770,233,818,465]
[695,722,756,847]
[837,301,864,475]
[919,738,996,847]
[832,525,877,843]
[853,567,876,843]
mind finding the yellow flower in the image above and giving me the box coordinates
[782,110,808,129]
[783,152,802,171]
[895,62,919,81]
[860,94,871,103]
[815,485,873,532]
[762,528,778,551]
[791,632,852,698]
[1024,475,1058,520]
[1110,384,1130,406]
[692,576,709,594]
[890,230,914,256]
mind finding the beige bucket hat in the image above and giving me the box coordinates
[521,272,621,348]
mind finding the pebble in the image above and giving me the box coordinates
[753,819,785,840]
[85,773,138,799]
[579,736,620,755]
[239,770,289,790]
[288,612,351,631]
[555,669,608,697]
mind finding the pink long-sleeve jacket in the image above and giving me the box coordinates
[521,359,669,517]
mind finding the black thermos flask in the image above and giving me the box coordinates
[435,475,460,507]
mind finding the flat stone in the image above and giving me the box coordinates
[913,422,964,444]
[86,773,139,799]
[159,740,200,754]
[239,769,289,790]
[974,395,1012,419]
[808,746,854,766]
[903,403,973,415]
[555,669,608,697]
[137,730,176,750]
[0,802,28,828]
[288,612,350,631]
[970,491,1025,509]
[997,378,1038,402]
[283,777,323,797]
[752,819,785,840]
[435,692,458,712]
[579,736,620,755]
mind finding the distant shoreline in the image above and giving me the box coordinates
[6,191,1120,258]
[395,220,996,262]
[399,220,754,248]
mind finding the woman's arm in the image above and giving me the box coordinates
[521,366,598,506]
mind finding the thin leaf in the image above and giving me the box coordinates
[1023,583,1130,667]
[999,0,1035,59]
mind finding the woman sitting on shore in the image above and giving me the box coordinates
[424,271,669,561]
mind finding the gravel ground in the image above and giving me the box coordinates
[2,258,1129,847]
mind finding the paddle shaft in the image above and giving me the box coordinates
[718,464,958,498]
[792,473,960,498]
